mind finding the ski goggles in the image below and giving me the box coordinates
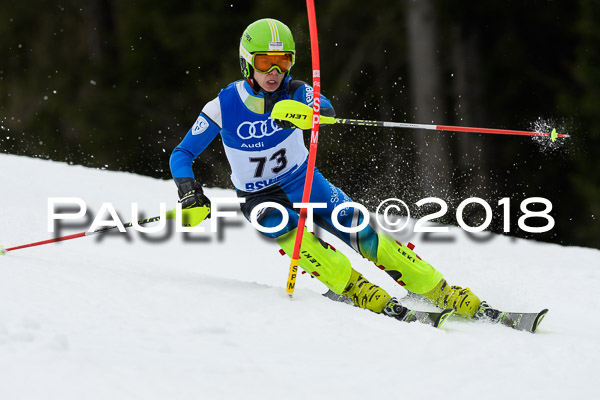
[252,52,294,74]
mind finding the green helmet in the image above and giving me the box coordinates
[239,18,296,79]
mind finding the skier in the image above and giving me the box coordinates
[170,18,490,322]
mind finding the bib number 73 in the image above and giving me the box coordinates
[250,148,288,178]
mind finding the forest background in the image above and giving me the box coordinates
[1,0,598,249]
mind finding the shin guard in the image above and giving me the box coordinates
[277,229,392,313]
[277,228,353,294]
[374,233,443,294]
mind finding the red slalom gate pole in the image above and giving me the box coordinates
[285,0,321,297]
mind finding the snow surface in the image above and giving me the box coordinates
[0,153,598,400]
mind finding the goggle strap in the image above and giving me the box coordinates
[239,44,253,64]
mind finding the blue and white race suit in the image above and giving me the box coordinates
[170,76,378,259]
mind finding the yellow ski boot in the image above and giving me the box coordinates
[342,269,391,313]
[422,279,482,318]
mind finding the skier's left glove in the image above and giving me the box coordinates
[175,177,211,218]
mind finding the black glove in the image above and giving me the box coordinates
[274,119,294,129]
[175,177,211,217]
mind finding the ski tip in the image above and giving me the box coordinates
[0,245,6,256]
[435,308,455,328]
[531,309,549,333]
[550,128,558,142]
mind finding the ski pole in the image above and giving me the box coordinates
[0,206,210,255]
[271,100,569,141]
[285,0,322,297]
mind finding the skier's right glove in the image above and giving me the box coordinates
[274,118,295,129]
[175,177,211,217]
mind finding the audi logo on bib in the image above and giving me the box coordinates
[237,119,282,140]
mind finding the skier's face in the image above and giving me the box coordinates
[253,69,284,93]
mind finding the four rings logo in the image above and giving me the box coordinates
[237,119,282,140]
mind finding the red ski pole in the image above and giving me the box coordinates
[0,206,209,255]
[272,100,569,142]
[0,216,161,254]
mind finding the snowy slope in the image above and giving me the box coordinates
[0,153,598,400]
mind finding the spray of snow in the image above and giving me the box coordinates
[530,117,571,153]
